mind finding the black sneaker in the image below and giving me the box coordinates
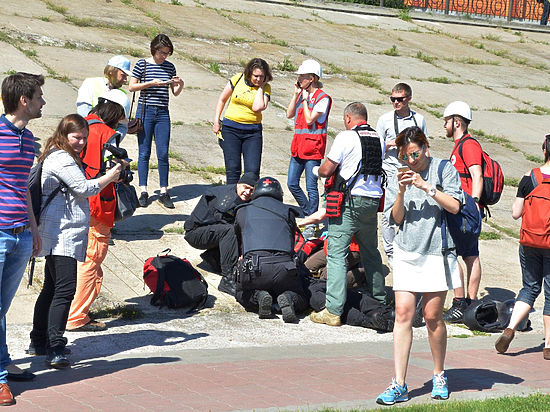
[27,344,71,356]
[46,349,70,369]
[443,298,469,323]
[277,292,297,323]
[218,276,236,296]
[256,291,273,319]
[158,193,174,209]
[138,191,148,208]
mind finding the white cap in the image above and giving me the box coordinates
[296,59,322,78]
[107,55,132,76]
[99,89,130,119]
[443,101,472,121]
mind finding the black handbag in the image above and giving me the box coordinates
[114,183,139,222]
[128,60,146,134]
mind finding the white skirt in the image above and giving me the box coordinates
[392,243,461,292]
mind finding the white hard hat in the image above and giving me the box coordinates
[296,59,322,78]
[99,89,130,119]
[443,101,472,121]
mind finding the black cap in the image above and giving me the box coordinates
[238,172,258,187]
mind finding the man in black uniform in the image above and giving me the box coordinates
[184,173,257,296]
[234,177,308,323]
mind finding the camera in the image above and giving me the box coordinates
[103,143,134,184]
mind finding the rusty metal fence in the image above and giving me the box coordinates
[404,0,545,22]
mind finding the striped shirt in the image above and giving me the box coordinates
[0,115,35,229]
[131,58,177,107]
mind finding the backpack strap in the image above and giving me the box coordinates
[393,111,418,136]
[530,168,542,188]
[455,133,482,179]
[151,248,172,307]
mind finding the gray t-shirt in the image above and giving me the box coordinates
[384,157,464,256]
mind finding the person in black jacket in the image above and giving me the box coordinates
[234,177,309,323]
[184,173,257,296]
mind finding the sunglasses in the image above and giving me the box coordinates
[390,96,408,103]
[401,150,422,161]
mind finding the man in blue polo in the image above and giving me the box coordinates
[0,72,45,404]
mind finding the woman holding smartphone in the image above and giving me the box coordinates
[213,58,272,184]
[129,33,184,209]
[377,126,463,405]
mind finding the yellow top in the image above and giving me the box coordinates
[224,73,271,124]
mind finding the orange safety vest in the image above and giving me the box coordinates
[290,89,332,160]
[83,114,118,227]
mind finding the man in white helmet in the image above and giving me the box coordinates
[76,55,131,138]
[286,59,332,230]
[376,83,428,267]
[442,101,483,323]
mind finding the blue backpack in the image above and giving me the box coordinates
[438,160,482,252]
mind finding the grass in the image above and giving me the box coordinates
[351,74,382,91]
[170,0,182,4]
[208,62,221,74]
[397,8,412,21]
[39,16,50,22]
[168,151,185,162]
[457,57,499,65]
[278,56,296,72]
[164,226,185,234]
[416,51,436,64]
[427,77,451,84]
[504,177,519,187]
[90,305,143,320]
[382,45,399,56]
[479,231,501,240]
[486,221,519,239]
[271,38,288,47]
[45,1,67,15]
[23,49,37,57]
[171,121,184,126]
[481,33,501,41]
[189,165,225,174]
[4,70,17,75]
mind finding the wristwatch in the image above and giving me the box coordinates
[427,186,436,197]
[473,196,480,203]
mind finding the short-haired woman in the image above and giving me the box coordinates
[29,114,120,368]
[129,33,184,208]
[377,126,463,405]
[213,58,272,184]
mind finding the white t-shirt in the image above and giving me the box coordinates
[326,125,385,198]
[308,94,330,124]
[376,109,428,171]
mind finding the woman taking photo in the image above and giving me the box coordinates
[377,126,463,405]
[29,114,120,368]
[129,33,184,209]
[213,58,272,184]
[495,133,550,360]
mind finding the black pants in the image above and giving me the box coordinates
[236,252,308,313]
[184,224,238,278]
[30,255,77,350]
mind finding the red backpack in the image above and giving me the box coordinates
[520,168,550,249]
[456,135,504,206]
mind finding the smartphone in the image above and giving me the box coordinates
[398,166,410,173]
[296,81,302,89]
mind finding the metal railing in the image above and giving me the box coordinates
[404,0,545,22]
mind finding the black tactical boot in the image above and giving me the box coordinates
[255,290,272,319]
[277,292,297,323]
[218,275,236,296]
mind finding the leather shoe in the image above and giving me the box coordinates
[0,383,15,406]
[218,276,236,296]
[46,352,70,369]
[495,328,515,353]
[6,364,35,382]
[544,347,550,360]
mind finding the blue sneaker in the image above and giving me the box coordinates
[431,371,449,400]
[376,379,409,405]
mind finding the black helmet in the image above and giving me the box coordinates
[252,176,283,201]
[463,300,525,333]
[502,299,531,332]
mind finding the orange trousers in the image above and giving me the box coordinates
[66,216,111,329]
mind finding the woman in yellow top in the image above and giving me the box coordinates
[213,58,272,184]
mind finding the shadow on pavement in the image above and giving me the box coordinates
[500,342,544,357]
[169,183,219,202]
[9,356,180,397]
[408,368,524,398]
[112,213,188,240]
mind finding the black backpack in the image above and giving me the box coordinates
[143,249,208,312]
[28,157,64,225]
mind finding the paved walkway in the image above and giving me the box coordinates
[8,333,548,411]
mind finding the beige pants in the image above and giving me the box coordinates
[66,216,111,329]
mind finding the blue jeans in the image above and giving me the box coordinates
[287,156,321,216]
[542,0,549,25]
[0,228,32,383]
[220,123,262,184]
[517,245,550,315]
[326,196,385,315]
[137,104,171,188]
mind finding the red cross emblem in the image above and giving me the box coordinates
[263,178,273,185]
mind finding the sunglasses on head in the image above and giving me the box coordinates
[390,96,407,103]
[401,149,422,161]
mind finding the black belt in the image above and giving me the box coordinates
[5,224,29,235]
